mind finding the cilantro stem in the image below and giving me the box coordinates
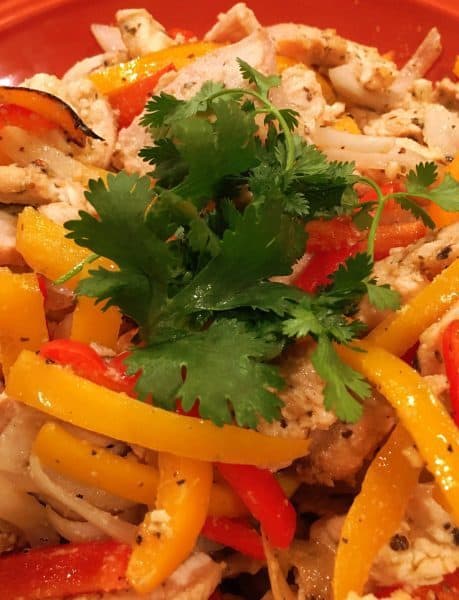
[358,177,385,260]
[54,253,99,285]
[205,88,296,172]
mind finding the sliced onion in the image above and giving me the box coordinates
[45,506,107,543]
[91,24,127,52]
[29,455,137,543]
[328,63,394,111]
[313,127,395,153]
[262,531,296,600]
[391,28,442,98]
[0,472,58,546]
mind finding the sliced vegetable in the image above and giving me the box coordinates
[442,320,459,426]
[373,220,427,260]
[217,463,296,548]
[70,296,121,351]
[333,424,421,600]
[294,243,359,293]
[202,516,265,561]
[333,115,361,134]
[366,257,459,356]
[89,42,221,95]
[0,270,48,374]
[6,350,310,466]
[39,340,139,396]
[127,453,212,593]
[108,64,175,128]
[34,421,248,517]
[427,154,459,226]
[0,103,55,134]
[0,86,101,146]
[16,208,115,290]
[338,341,459,522]
[0,540,130,599]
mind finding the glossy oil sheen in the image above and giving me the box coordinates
[0,0,458,83]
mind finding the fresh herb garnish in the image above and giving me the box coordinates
[65,61,459,427]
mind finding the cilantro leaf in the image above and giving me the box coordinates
[166,200,306,316]
[311,337,368,422]
[127,319,283,427]
[405,162,459,211]
[366,282,401,311]
[237,58,281,98]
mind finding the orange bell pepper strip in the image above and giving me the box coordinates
[33,421,247,517]
[333,424,421,600]
[427,153,459,227]
[71,296,121,351]
[0,86,100,146]
[0,270,48,374]
[6,350,309,466]
[338,341,459,522]
[454,55,459,78]
[366,257,459,357]
[89,42,221,96]
[0,103,55,135]
[108,65,175,128]
[16,208,115,290]
[127,452,212,593]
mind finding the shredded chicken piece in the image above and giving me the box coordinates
[258,341,336,440]
[270,65,344,136]
[0,210,24,266]
[158,28,276,100]
[363,106,425,142]
[204,2,261,43]
[296,395,394,486]
[434,77,459,112]
[111,117,153,175]
[423,103,459,159]
[359,223,459,329]
[115,9,175,57]
[418,301,459,376]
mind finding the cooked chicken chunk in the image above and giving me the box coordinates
[258,341,336,440]
[296,396,394,486]
[158,29,276,100]
[204,2,261,43]
[359,223,459,329]
[270,65,344,135]
[115,8,175,57]
[418,301,459,376]
[434,77,459,112]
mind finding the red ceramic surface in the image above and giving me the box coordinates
[0,0,457,84]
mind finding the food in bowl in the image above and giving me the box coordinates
[1,3,459,599]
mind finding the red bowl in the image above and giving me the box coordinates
[0,0,458,84]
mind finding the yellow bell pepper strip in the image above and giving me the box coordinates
[16,208,115,290]
[366,257,459,357]
[33,421,247,517]
[89,42,221,96]
[6,350,309,466]
[34,422,158,505]
[0,86,101,147]
[333,115,361,134]
[127,452,212,593]
[0,270,48,374]
[71,296,121,351]
[338,341,459,522]
[333,424,421,600]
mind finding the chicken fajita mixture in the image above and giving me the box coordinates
[2,3,459,599]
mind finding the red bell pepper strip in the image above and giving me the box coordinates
[39,340,140,396]
[108,64,175,128]
[216,463,296,549]
[305,217,362,253]
[442,320,459,426]
[294,243,360,294]
[201,516,265,561]
[0,103,56,135]
[0,541,131,600]
[36,274,48,302]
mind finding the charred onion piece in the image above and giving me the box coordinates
[0,86,102,146]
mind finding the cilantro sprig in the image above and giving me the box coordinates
[64,61,459,427]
